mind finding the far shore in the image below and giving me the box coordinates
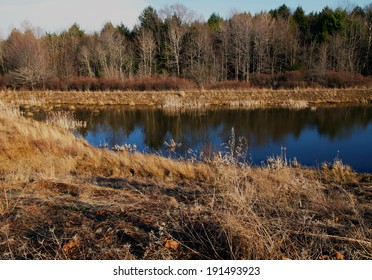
[1,88,372,110]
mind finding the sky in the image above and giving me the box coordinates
[0,0,371,38]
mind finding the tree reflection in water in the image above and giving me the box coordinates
[72,105,372,172]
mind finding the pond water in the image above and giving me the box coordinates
[67,105,372,173]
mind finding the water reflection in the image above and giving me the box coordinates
[73,105,372,172]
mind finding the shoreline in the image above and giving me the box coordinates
[1,88,371,110]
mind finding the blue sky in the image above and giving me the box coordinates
[0,0,370,38]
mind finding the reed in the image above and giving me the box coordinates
[46,111,87,131]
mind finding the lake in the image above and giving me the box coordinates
[62,105,372,173]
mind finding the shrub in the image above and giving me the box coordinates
[302,71,372,88]
[95,78,124,91]
[249,73,275,88]
[122,76,196,91]
[206,80,251,90]
[3,71,372,91]
[66,77,97,91]
[45,77,67,91]
[42,76,196,92]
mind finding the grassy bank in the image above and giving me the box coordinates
[0,102,371,260]
[1,88,372,111]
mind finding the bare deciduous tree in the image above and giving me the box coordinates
[166,18,187,76]
[96,23,129,80]
[137,28,156,77]
[229,13,253,81]
[80,44,95,78]
[159,3,199,25]
[318,43,329,72]
[4,29,49,89]
[252,14,272,74]
[270,18,300,72]
[185,23,215,83]
[160,4,199,75]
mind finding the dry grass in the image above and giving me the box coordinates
[0,88,371,112]
[0,101,21,118]
[207,165,366,259]
[0,103,371,260]
[160,94,206,114]
[46,111,87,131]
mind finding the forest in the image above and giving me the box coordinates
[0,3,371,90]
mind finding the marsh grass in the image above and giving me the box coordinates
[210,128,249,167]
[164,139,182,156]
[2,88,370,112]
[0,101,21,118]
[266,147,289,169]
[160,94,206,115]
[319,159,358,186]
[112,144,137,153]
[46,111,87,131]
[284,99,309,109]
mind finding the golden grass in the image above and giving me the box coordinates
[0,103,371,260]
[1,88,371,111]
[46,111,87,131]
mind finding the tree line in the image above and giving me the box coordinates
[0,3,371,90]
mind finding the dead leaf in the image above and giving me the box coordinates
[62,235,81,255]
[96,210,108,217]
[7,238,15,246]
[335,251,345,260]
[164,239,179,251]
